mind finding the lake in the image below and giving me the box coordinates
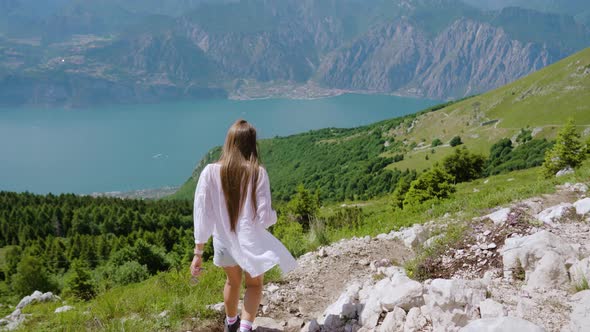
[0,94,439,194]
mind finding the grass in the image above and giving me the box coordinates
[575,276,589,293]
[17,262,283,332]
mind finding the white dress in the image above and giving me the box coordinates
[193,163,298,277]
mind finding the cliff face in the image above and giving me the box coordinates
[317,18,554,99]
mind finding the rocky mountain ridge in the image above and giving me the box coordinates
[1,0,588,106]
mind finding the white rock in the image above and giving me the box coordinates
[483,208,511,225]
[376,233,389,240]
[357,272,424,329]
[378,307,406,332]
[398,224,431,249]
[563,290,590,332]
[574,197,590,215]
[301,319,321,332]
[322,282,361,320]
[287,317,304,329]
[422,279,486,331]
[55,305,74,313]
[206,302,225,312]
[157,310,169,318]
[526,251,569,290]
[556,167,574,177]
[16,291,57,310]
[559,182,588,192]
[479,299,505,319]
[570,257,590,288]
[358,259,370,266]
[253,317,285,331]
[359,267,424,329]
[266,284,280,293]
[501,230,578,289]
[318,248,327,257]
[516,297,536,319]
[459,317,545,332]
[403,307,429,332]
[536,203,575,226]
[379,274,424,311]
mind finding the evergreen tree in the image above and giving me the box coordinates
[64,260,96,300]
[542,119,585,177]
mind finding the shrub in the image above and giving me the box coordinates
[449,136,463,147]
[390,173,415,209]
[486,138,553,176]
[542,119,586,177]
[431,138,443,147]
[112,261,150,286]
[11,256,57,297]
[442,147,486,183]
[286,184,320,229]
[109,240,170,275]
[392,154,404,162]
[272,218,307,257]
[516,128,533,144]
[403,165,456,207]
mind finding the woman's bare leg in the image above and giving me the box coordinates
[241,271,263,323]
[223,265,243,318]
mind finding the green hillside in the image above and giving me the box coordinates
[170,47,590,200]
[389,46,590,171]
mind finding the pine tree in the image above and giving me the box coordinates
[64,260,96,300]
[542,119,585,177]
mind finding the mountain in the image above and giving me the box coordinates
[170,47,590,201]
[0,0,589,106]
[461,0,590,25]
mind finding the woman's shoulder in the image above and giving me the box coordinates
[203,162,223,173]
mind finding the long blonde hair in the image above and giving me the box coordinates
[219,119,260,232]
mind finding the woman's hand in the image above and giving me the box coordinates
[190,255,203,277]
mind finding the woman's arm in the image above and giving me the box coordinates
[191,166,212,277]
[193,165,213,244]
[257,167,277,228]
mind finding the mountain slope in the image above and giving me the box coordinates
[170,47,590,201]
[389,46,590,170]
[1,0,589,106]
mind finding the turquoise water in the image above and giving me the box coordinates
[0,94,439,194]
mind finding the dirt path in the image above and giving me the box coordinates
[262,236,414,322]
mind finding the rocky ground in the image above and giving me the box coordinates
[205,181,590,332]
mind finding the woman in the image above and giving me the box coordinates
[190,119,298,332]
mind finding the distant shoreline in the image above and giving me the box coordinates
[88,186,180,200]
[227,81,425,102]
